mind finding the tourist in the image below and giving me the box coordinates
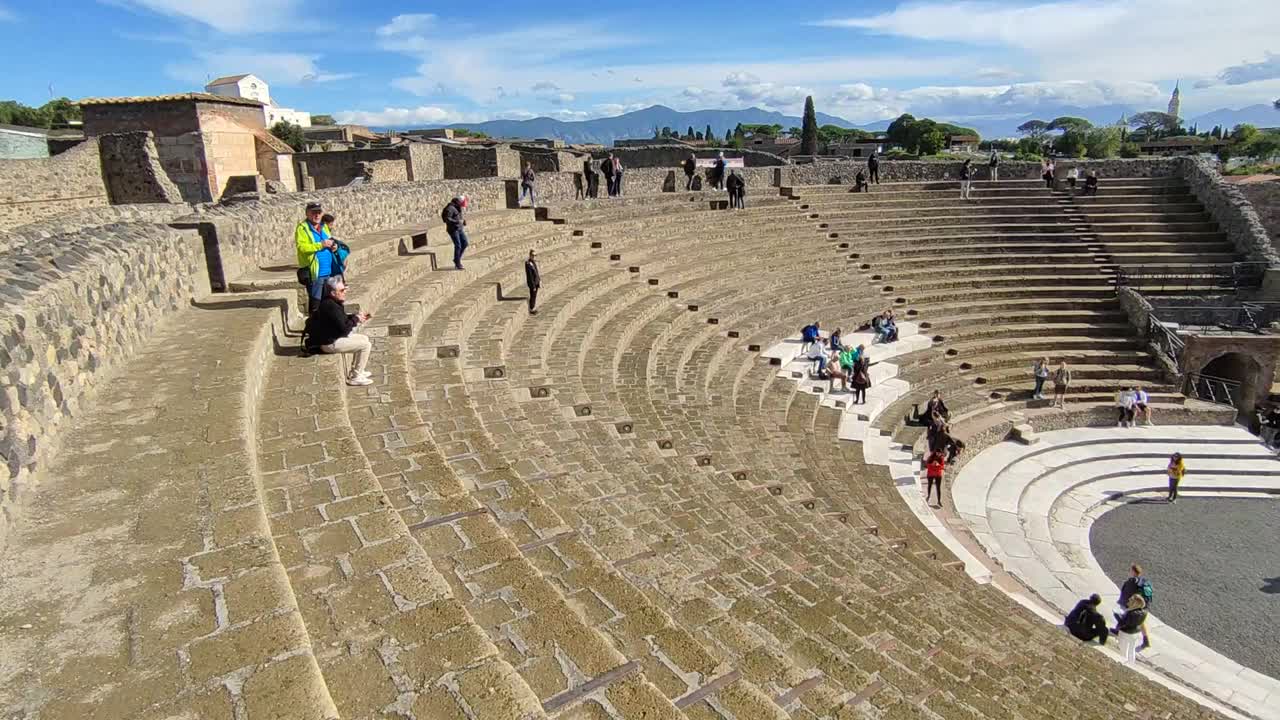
[574,170,585,200]
[828,350,849,392]
[583,157,599,198]
[1053,361,1072,408]
[602,153,623,197]
[872,310,898,343]
[854,169,868,193]
[304,277,374,386]
[924,450,946,507]
[838,344,856,385]
[988,149,999,181]
[1065,594,1108,645]
[1032,357,1050,400]
[800,321,822,353]
[1116,564,1154,650]
[1042,159,1056,189]
[683,153,697,190]
[1066,166,1079,191]
[519,161,537,208]
[321,213,350,280]
[295,201,336,315]
[1262,405,1280,446]
[1135,386,1152,425]
[959,158,973,200]
[525,249,541,315]
[924,390,950,424]
[867,151,880,184]
[1116,387,1137,427]
[712,152,727,191]
[850,355,871,404]
[1083,171,1099,196]
[1166,452,1185,503]
[441,195,468,270]
[726,171,745,209]
[806,337,829,377]
[1112,595,1149,663]
[830,328,845,353]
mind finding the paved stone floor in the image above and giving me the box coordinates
[1091,497,1280,680]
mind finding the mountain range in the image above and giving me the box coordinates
[411,103,1277,145]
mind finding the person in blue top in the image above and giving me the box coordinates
[295,201,335,315]
[800,321,821,353]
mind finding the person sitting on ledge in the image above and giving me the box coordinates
[800,321,822,353]
[1065,593,1108,645]
[830,328,845,353]
[305,277,374,386]
[1083,170,1099,195]
[1117,387,1137,428]
[805,336,829,378]
[924,390,950,424]
[854,169,868,193]
[871,311,899,343]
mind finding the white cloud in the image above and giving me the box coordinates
[110,0,303,33]
[333,106,461,127]
[377,13,434,36]
[976,67,1022,81]
[816,0,1280,82]
[1214,53,1280,86]
[165,48,352,88]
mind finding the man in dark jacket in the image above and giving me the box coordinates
[868,152,880,184]
[726,171,745,209]
[682,153,697,190]
[1065,594,1107,645]
[525,249,541,315]
[305,277,373,386]
[519,162,537,208]
[1116,564,1153,649]
[602,154,621,197]
[442,196,468,270]
[583,157,599,198]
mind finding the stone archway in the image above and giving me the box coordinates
[1196,351,1263,414]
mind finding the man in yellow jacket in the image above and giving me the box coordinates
[296,201,335,314]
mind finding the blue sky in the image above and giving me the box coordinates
[1,0,1278,126]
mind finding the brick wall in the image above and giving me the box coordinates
[407,143,444,181]
[98,131,183,204]
[295,148,410,189]
[1181,156,1280,268]
[0,221,206,539]
[442,145,522,179]
[0,137,109,226]
[197,105,264,200]
[1235,179,1280,259]
[363,159,409,183]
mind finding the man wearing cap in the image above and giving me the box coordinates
[441,195,469,270]
[296,201,336,314]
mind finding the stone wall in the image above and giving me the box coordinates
[295,148,411,189]
[196,104,264,201]
[0,221,206,534]
[1180,156,1280,267]
[191,177,510,285]
[362,159,409,183]
[599,144,787,168]
[441,145,522,179]
[786,158,1182,185]
[0,137,110,227]
[98,131,183,204]
[406,143,444,181]
[1234,179,1280,259]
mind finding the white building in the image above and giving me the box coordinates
[205,74,311,128]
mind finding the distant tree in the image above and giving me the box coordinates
[1053,129,1087,157]
[0,97,81,128]
[41,97,81,125]
[270,120,307,151]
[686,125,695,139]
[661,126,673,138]
[725,128,734,143]
[1231,123,1259,143]
[800,96,819,155]
[453,129,489,139]
[1119,142,1142,158]
[1274,98,1280,111]
[1016,119,1050,139]
[886,113,917,149]
[694,130,704,140]
[1210,125,1223,139]
[914,120,945,155]
[705,124,714,142]
[1083,127,1122,158]
[787,126,802,138]
[652,125,660,139]
[1129,112,1179,139]
[310,114,337,126]
[733,123,745,139]
[1047,116,1092,133]
[1016,136,1044,157]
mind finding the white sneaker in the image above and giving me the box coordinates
[347,376,373,386]
[355,370,372,380]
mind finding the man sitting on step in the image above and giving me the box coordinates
[305,277,374,387]
[1083,170,1099,195]
[805,337,829,378]
[1116,387,1137,427]
[1065,594,1108,645]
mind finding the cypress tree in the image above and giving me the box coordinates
[705,124,714,143]
[801,96,819,155]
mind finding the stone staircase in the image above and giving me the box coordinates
[0,185,1236,720]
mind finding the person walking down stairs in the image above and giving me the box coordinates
[519,162,537,208]
[441,196,469,270]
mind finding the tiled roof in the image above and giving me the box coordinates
[207,74,251,86]
[79,93,265,108]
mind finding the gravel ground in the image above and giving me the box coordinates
[1090,497,1280,680]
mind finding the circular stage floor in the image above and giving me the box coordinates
[1091,497,1280,680]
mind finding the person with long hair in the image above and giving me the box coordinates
[1167,452,1185,503]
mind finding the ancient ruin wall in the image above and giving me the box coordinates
[0,138,109,226]
[1236,180,1280,258]
[1181,157,1280,267]
[98,131,183,204]
[442,145,521,179]
[0,222,205,538]
[600,145,788,168]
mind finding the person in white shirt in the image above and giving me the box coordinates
[1067,167,1080,191]
[807,338,828,376]
[1117,387,1137,427]
[1134,386,1152,425]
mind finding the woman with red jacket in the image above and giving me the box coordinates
[924,450,946,507]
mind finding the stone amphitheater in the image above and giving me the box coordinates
[1,155,1278,720]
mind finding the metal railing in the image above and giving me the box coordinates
[1147,315,1185,363]
[1184,372,1242,407]
[1115,262,1269,292]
